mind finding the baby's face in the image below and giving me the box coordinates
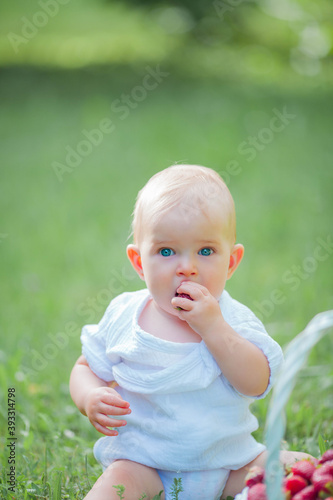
[137,203,235,318]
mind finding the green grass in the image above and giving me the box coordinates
[0,67,332,499]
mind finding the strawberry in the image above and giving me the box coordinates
[292,485,316,500]
[248,482,267,500]
[311,468,333,494]
[175,292,193,300]
[284,474,308,495]
[245,466,265,488]
[320,460,333,475]
[291,460,316,481]
[319,450,333,464]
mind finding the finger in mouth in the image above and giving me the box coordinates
[175,292,193,300]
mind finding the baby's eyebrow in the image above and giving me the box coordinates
[197,240,220,246]
[151,239,221,247]
[152,240,176,246]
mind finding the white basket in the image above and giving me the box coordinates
[235,310,333,500]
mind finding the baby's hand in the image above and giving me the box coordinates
[171,281,222,338]
[84,386,131,436]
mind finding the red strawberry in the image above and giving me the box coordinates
[248,482,267,500]
[284,474,308,495]
[311,468,333,494]
[292,485,316,500]
[319,450,333,464]
[245,466,265,488]
[175,292,193,300]
[320,460,333,475]
[291,460,316,481]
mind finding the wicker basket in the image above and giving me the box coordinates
[235,310,333,500]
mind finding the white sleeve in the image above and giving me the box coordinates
[221,291,284,399]
[235,318,283,399]
[80,295,124,382]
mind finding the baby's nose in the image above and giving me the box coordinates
[176,257,197,277]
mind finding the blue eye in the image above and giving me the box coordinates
[199,248,213,256]
[159,248,175,257]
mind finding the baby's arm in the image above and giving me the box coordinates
[199,316,270,397]
[172,282,270,397]
[69,355,131,436]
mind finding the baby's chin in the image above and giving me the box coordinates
[151,298,181,318]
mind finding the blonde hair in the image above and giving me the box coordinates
[131,164,236,245]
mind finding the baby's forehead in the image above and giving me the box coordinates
[152,188,230,218]
[133,166,236,245]
[156,197,226,220]
[145,201,233,242]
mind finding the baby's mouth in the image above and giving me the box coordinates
[175,292,193,300]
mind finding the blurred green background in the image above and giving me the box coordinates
[0,0,333,498]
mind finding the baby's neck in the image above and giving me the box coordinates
[138,299,202,343]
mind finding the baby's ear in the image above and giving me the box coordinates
[126,244,144,280]
[227,243,244,280]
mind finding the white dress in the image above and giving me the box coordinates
[81,288,283,473]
